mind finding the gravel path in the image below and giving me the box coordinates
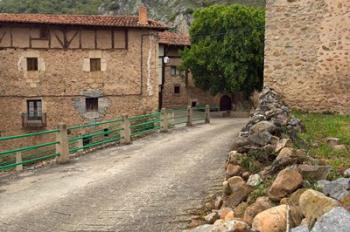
[0,118,247,232]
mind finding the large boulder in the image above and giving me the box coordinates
[233,202,249,219]
[225,164,242,178]
[275,138,292,153]
[311,207,350,232]
[247,174,262,187]
[287,188,308,207]
[291,225,309,232]
[213,219,251,232]
[243,197,273,224]
[223,176,253,208]
[252,204,288,232]
[232,137,250,153]
[248,131,273,146]
[189,219,251,232]
[218,207,234,220]
[250,121,276,134]
[297,164,331,181]
[326,137,340,146]
[317,178,350,201]
[299,189,339,228]
[226,151,241,165]
[268,148,306,174]
[268,168,303,201]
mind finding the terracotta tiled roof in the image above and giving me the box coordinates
[0,13,168,30]
[159,31,191,46]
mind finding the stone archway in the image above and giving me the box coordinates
[220,95,232,111]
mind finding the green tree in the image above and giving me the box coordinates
[181,4,265,96]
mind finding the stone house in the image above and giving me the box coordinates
[264,0,350,113]
[0,7,167,136]
[158,31,226,110]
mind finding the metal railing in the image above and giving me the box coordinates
[0,105,210,172]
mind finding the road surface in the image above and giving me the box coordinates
[0,118,247,232]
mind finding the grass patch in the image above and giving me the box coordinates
[293,111,350,179]
[239,155,262,173]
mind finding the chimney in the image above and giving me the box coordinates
[138,5,148,25]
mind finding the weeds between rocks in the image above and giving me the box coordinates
[189,87,350,232]
[293,111,350,180]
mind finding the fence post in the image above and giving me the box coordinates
[121,115,131,144]
[56,123,70,164]
[187,105,193,127]
[16,152,23,172]
[205,105,211,124]
[77,137,84,152]
[160,108,169,132]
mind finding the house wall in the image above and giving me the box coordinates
[161,46,221,109]
[0,26,160,139]
[264,0,350,113]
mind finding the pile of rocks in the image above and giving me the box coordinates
[189,87,350,232]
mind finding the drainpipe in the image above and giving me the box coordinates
[159,46,167,110]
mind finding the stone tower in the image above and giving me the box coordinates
[264,0,350,114]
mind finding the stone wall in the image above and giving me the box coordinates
[264,0,350,114]
[0,28,159,138]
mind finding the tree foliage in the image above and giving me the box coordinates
[181,4,265,96]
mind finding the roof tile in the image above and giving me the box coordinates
[0,13,168,30]
[159,31,191,46]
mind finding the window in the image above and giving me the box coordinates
[171,66,177,76]
[27,57,38,71]
[174,85,181,95]
[39,28,49,40]
[86,98,98,112]
[90,58,101,72]
[27,100,42,120]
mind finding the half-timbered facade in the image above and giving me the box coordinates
[0,7,167,136]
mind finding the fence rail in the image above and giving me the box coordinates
[0,105,210,172]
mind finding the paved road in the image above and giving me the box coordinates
[0,118,247,232]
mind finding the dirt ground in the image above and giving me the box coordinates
[0,118,247,232]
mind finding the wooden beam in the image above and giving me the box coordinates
[29,26,32,48]
[48,29,51,48]
[0,31,7,43]
[79,28,82,49]
[9,27,13,47]
[111,29,115,49]
[53,31,64,48]
[125,29,128,50]
[94,29,97,49]
[66,30,79,48]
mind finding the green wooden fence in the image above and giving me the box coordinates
[0,105,210,172]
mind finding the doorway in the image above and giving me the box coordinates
[220,95,232,111]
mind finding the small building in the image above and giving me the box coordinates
[0,7,167,136]
[158,31,226,110]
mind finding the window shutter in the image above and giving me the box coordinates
[38,58,45,71]
[83,58,90,72]
[101,59,107,72]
